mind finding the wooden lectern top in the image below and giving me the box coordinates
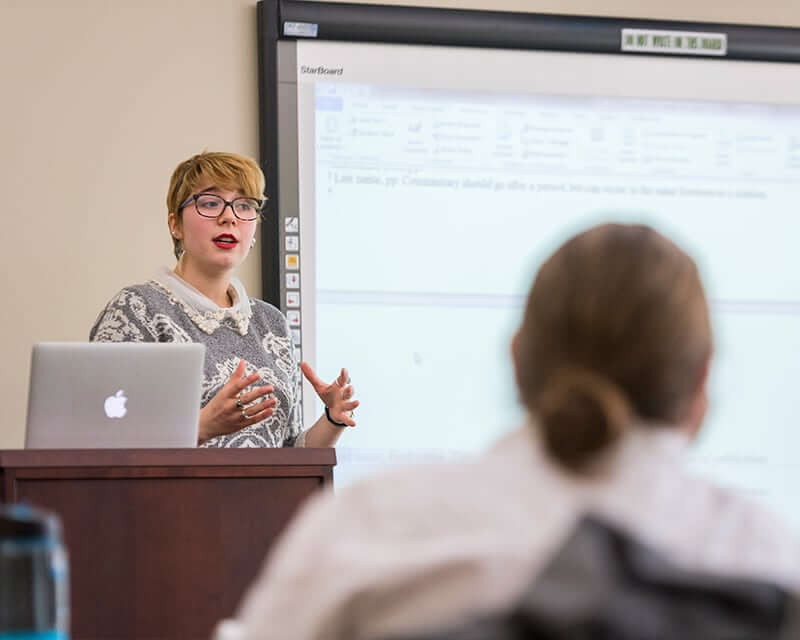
[0,446,336,468]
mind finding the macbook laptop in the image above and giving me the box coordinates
[25,342,206,449]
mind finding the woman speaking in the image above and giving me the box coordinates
[90,151,357,448]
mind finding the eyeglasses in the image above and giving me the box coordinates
[180,193,265,221]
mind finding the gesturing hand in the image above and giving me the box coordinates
[198,359,278,444]
[300,362,359,427]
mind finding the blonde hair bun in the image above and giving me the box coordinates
[537,367,631,471]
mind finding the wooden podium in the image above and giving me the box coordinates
[0,448,335,640]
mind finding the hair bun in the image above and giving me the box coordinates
[536,367,631,471]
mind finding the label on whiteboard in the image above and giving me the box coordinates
[622,29,727,56]
[284,22,319,38]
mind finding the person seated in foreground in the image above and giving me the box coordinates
[382,516,799,639]
[213,223,800,640]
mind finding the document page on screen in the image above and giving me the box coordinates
[287,41,800,529]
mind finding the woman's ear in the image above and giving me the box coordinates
[684,356,711,441]
[168,212,181,239]
[511,329,522,390]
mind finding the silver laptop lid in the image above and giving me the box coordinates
[25,342,206,449]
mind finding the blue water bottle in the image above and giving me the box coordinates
[0,504,69,639]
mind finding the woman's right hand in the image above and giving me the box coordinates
[198,359,277,444]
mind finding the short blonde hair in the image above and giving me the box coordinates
[166,152,266,259]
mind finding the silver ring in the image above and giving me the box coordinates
[236,398,246,410]
[241,408,251,420]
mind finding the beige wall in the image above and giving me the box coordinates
[1,0,797,448]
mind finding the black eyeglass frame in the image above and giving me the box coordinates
[179,193,266,222]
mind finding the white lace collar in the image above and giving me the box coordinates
[150,266,253,335]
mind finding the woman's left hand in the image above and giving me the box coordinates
[300,362,359,427]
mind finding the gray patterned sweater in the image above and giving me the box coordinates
[89,267,304,447]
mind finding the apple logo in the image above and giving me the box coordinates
[104,390,128,419]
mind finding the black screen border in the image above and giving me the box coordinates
[257,0,800,305]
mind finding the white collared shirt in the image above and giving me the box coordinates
[215,421,800,640]
[152,266,251,317]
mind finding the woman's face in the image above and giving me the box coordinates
[172,183,259,276]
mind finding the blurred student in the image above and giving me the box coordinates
[214,224,800,639]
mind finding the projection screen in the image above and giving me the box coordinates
[258,1,800,529]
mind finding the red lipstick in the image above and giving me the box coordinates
[213,233,238,249]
